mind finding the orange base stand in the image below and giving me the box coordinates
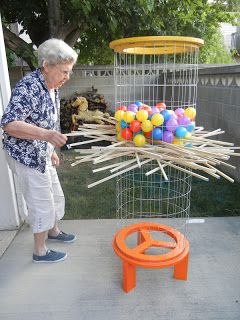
[113,222,189,293]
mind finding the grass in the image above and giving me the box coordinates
[57,150,240,219]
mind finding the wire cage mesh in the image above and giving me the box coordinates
[110,36,204,232]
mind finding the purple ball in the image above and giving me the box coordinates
[162,131,174,143]
[166,118,178,132]
[127,104,138,113]
[177,115,191,127]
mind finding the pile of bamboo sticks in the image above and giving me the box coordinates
[65,121,240,188]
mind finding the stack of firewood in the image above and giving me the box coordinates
[60,86,112,132]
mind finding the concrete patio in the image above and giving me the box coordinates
[0,217,239,320]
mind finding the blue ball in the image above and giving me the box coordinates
[133,130,143,136]
[175,126,187,138]
[187,122,195,132]
[152,127,163,140]
[134,100,142,107]
[160,109,171,122]
[120,119,129,129]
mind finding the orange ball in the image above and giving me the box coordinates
[130,120,142,132]
[121,128,133,140]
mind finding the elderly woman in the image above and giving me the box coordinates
[0,38,78,263]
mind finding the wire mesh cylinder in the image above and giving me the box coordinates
[110,36,203,230]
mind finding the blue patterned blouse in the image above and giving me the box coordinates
[0,68,59,173]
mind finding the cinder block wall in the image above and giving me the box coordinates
[197,65,240,181]
[9,65,116,110]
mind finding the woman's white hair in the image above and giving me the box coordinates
[38,38,78,67]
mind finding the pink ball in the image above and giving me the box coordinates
[175,108,185,117]
[150,107,160,114]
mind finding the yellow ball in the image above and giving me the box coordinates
[184,107,196,120]
[172,137,183,145]
[141,120,153,133]
[117,132,124,141]
[116,122,121,132]
[184,132,192,139]
[136,109,148,122]
[115,110,125,121]
[123,111,135,123]
[151,113,164,126]
[133,134,146,147]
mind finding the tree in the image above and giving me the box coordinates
[0,0,238,69]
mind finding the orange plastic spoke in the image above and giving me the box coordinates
[151,240,176,249]
[130,240,151,254]
[138,229,151,241]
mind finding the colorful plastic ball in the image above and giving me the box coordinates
[134,100,142,107]
[166,118,178,132]
[117,105,127,111]
[117,132,124,141]
[187,121,195,132]
[141,120,153,132]
[121,128,133,140]
[184,132,192,139]
[144,131,152,138]
[151,113,164,126]
[175,126,187,138]
[133,134,146,147]
[127,104,138,113]
[151,107,160,114]
[139,105,152,115]
[172,137,183,145]
[130,120,142,132]
[123,111,135,123]
[184,107,196,120]
[136,109,148,122]
[175,108,185,117]
[177,115,191,127]
[115,110,125,121]
[161,109,171,122]
[162,131,174,143]
[152,127,162,140]
[133,130,143,136]
[156,102,166,111]
[116,122,121,132]
[170,112,178,120]
[120,119,129,129]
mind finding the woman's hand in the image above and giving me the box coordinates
[51,151,60,167]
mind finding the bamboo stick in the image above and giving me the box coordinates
[88,158,153,188]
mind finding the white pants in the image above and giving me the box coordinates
[5,152,65,233]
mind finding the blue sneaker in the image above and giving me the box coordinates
[48,231,77,243]
[33,249,67,263]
